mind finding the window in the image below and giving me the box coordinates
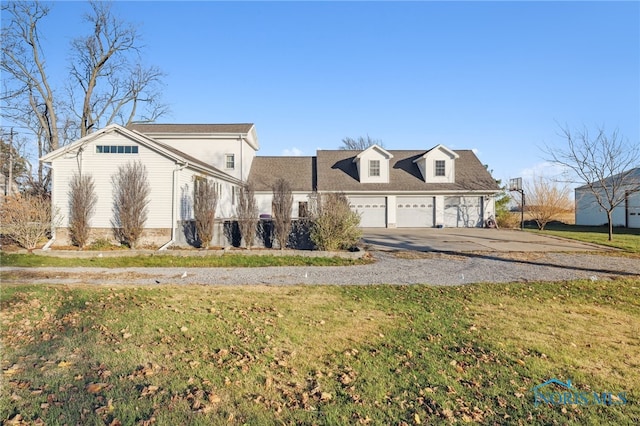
[369,159,380,177]
[435,160,446,176]
[225,154,235,170]
[231,186,236,205]
[96,145,138,154]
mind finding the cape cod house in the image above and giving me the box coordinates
[41,123,501,248]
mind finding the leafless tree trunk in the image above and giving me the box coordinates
[0,193,59,251]
[1,1,167,192]
[69,1,168,137]
[1,2,61,160]
[193,178,218,248]
[237,183,258,249]
[339,135,383,150]
[271,178,293,250]
[68,172,97,249]
[524,176,573,230]
[111,161,150,248]
[545,126,640,240]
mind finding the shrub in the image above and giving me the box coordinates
[1,193,59,251]
[111,161,150,249]
[310,192,361,251]
[272,178,293,250]
[237,183,258,248]
[193,178,218,248]
[68,173,97,249]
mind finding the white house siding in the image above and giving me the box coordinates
[149,137,255,181]
[255,192,313,219]
[628,192,640,228]
[575,189,632,227]
[51,133,174,230]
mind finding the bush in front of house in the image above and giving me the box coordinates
[1,193,59,251]
[310,192,361,251]
[111,161,150,249]
[68,172,97,249]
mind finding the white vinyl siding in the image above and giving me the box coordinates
[52,134,174,229]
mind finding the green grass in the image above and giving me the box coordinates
[2,279,639,425]
[0,253,369,268]
[528,223,640,253]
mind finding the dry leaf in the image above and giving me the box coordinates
[86,383,108,394]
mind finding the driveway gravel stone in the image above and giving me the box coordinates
[3,251,639,286]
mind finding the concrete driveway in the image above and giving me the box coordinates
[361,227,609,253]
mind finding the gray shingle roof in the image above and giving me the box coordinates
[247,157,315,192]
[127,123,254,134]
[316,149,499,192]
[575,167,640,190]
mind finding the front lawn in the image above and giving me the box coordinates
[2,279,638,424]
[528,223,640,253]
[0,253,369,268]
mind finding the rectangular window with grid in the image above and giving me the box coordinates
[225,154,235,169]
[435,160,446,176]
[369,160,380,177]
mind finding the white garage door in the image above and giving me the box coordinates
[444,196,483,227]
[349,196,386,227]
[397,197,435,227]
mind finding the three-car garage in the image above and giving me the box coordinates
[349,195,487,228]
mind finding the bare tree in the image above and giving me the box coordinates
[236,183,258,249]
[1,1,167,192]
[1,193,59,251]
[68,172,97,249]
[339,135,383,150]
[68,1,168,137]
[111,161,150,248]
[545,126,640,240]
[524,176,573,230]
[271,178,293,250]
[193,178,218,248]
[310,192,361,251]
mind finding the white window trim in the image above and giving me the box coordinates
[369,159,381,177]
[225,153,235,170]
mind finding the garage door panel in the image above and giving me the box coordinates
[445,196,483,227]
[349,197,386,228]
[397,197,434,227]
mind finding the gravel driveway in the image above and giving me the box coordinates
[3,250,639,286]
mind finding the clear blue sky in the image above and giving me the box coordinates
[21,1,640,185]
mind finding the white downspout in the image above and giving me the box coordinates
[159,161,189,250]
[42,163,55,250]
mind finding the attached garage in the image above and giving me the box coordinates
[444,196,484,227]
[349,196,387,227]
[396,196,435,227]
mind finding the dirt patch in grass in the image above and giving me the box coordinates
[392,251,467,260]
[0,270,155,283]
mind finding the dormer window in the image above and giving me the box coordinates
[435,160,446,177]
[369,160,380,177]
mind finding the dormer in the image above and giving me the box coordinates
[353,144,394,183]
[413,144,459,183]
